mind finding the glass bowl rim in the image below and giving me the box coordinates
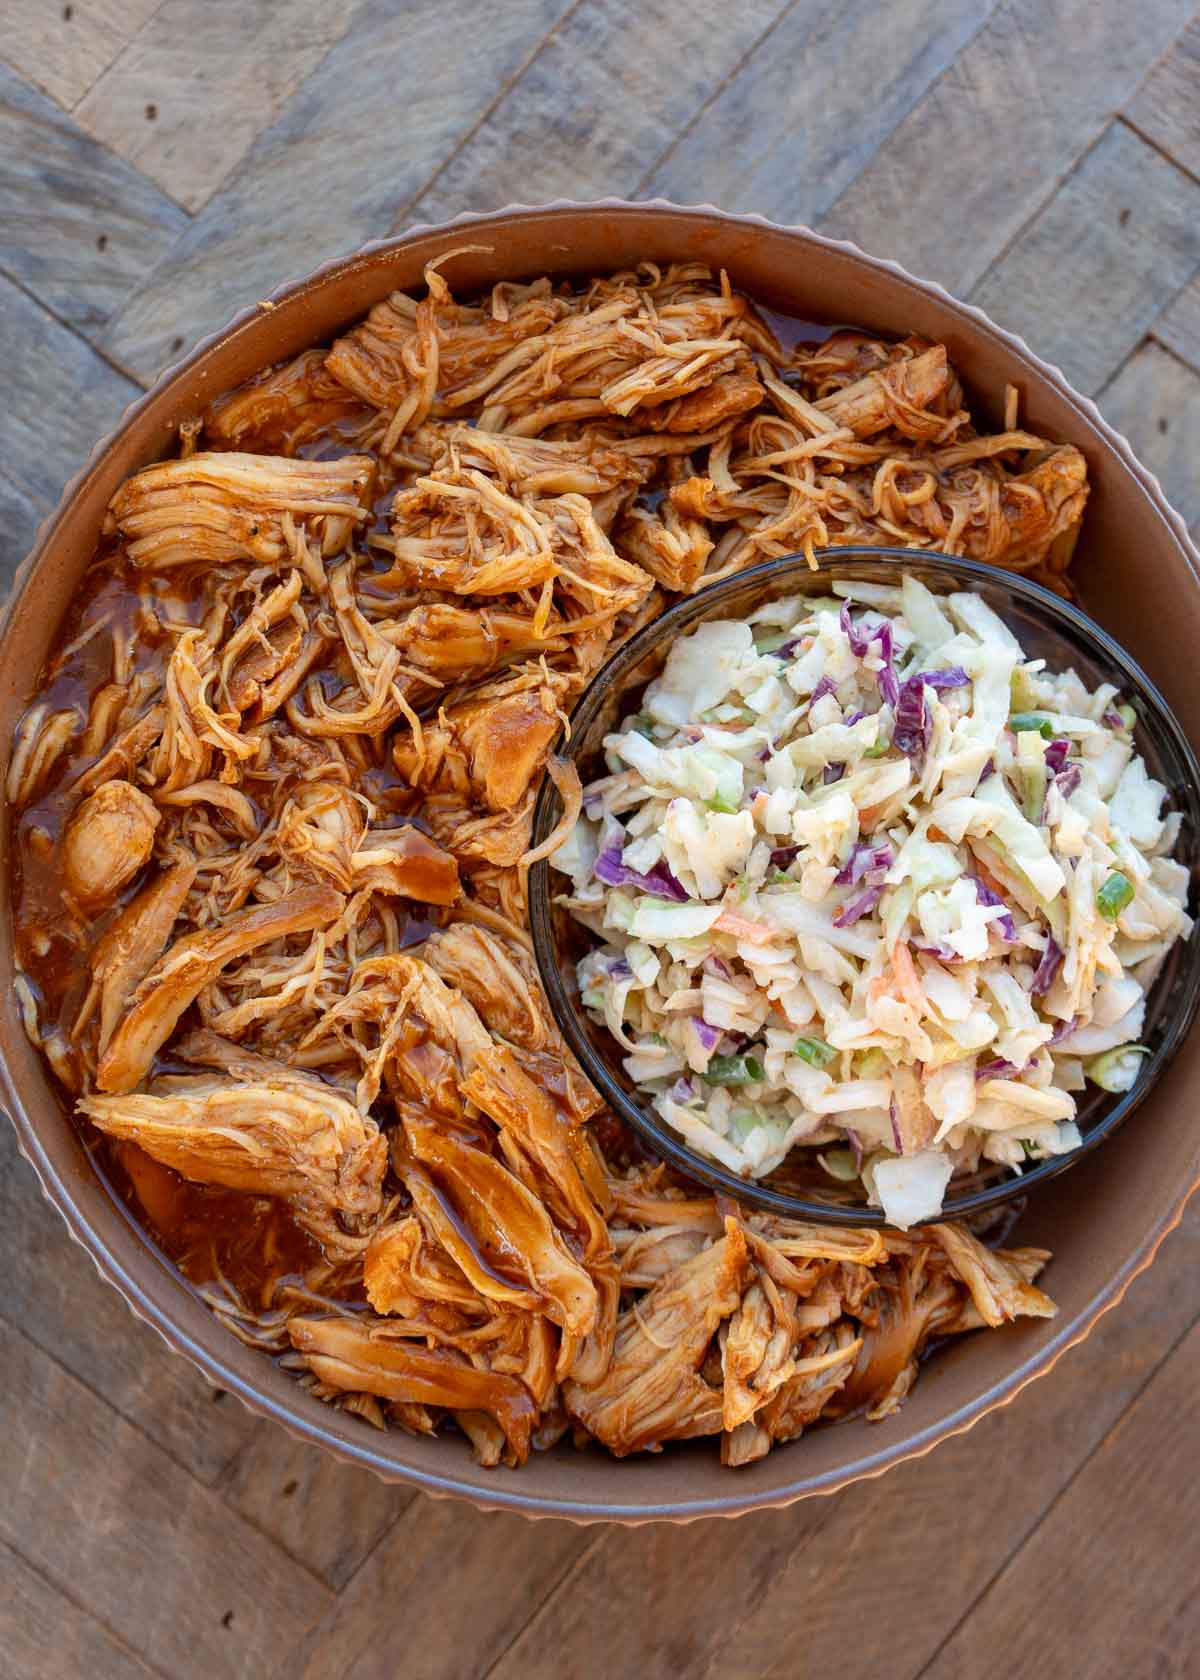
[528,546,1200,1226]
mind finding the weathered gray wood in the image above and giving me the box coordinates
[0,274,138,578]
[4,0,161,111]
[100,0,574,385]
[1125,15,1200,183]
[0,467,51,596]
[1098,339,1200,528]
[0,1121,256,1485]
[690,1203,1200,1680]
[820,0,1197,296]
[643,0,999,223]
[0,1316,331,1680]
[297,1498,594,1680]
[922,1317,1200,1680]
[0,1537,162,1680]
[75,0,364,214]
[0,64,189,335]
[406,0,789,224]
[1154,273,1200,375]
[217,1424,412,1591]
[971,121,1200,395]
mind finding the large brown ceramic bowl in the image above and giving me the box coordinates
[3,202,1199,1524]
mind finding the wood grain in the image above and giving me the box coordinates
[0,64,188,336]
[690,1204,1200,1680]
[820,0,1197,295]
[971,121,1200,394]
[75,0,364,213]
[643,0,999,223]
[0,1538,162,1680]
[922,1318,1200,1680]
[2,9,1200,1679]
[3,0,161,111]
[405,0,790,224]
[100,0,574,384]
[297,1500,593,1680]
[1154,274,1200,374]
[0,467,52,595]
[0,1123,255,1484]
[0,1317,331,1680]
[0,274,138,580]
[217,1425,412,1590]
[1125,14,1200,183]
[1098,339,1200,528]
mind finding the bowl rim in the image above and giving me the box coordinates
[3,197,1200,1522]
[528,546,1200,1225]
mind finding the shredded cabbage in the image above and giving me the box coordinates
[552,574,1191,1226]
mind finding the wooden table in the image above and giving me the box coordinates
[3,5,1200,1675]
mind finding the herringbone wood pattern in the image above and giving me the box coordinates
[3,4,1200,1675]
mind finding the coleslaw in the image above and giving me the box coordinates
[551,574,1193,1226]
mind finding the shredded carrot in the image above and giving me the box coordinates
[715,908,776,945]
[890,941,927,1013]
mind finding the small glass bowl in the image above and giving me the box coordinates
[528,549,1200,1225]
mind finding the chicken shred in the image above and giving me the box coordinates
[11,258,1070,1472]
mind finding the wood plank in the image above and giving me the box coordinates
[0,1315,331,1680]
[922,1317,1200,1680]
[643,0,999,223]
[971,121,1200,395]
[296,1497,595,1680]
[1153,273,1200,375]
[216,1424,412,1591]
[1125,15,1200,183]
[488,1496,835,1680]
[0,1537,162,1680]
[406,0,789,224]
[0,1121,256,1484]
[688,1202,1200,1680]
[0,274,138,578]
[3,0,161,111]
[0,63,189,336]
[820,0,1197,296]
[1098,340,1200,529]
[0,466,51,596]
[75,0,364,214]
[100,0,574,385]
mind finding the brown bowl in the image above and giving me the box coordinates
[3,202,1200,1523]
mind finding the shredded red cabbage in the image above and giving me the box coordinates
[810,674,838,704]
[691,1018,722,1051]
[889,1097,902,1152]
[822,762,846,785]
[843,708,866,726]
[915,666,969,691]
[769,844,802,869]
[835,841,893,885]
[703,955,732,977]
[892,673,930,766]
[594,844,688,901]
[972,875,1017,942]
[1031,935,1063,994]
[840,602,899,706]
[1056,764,1081,799]
[608,957,633,979]
[977,758,996,786]
[1046,1015,1078,1045]
[1045,737,1071,773]
[667,1075,695,1103]
[833,883,884,926]
[976,1057,1022,1080]
[398,917,436,949]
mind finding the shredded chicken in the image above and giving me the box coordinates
[11,258,1071,1472]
